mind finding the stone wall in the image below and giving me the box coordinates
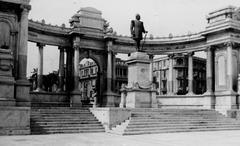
[90,108,131,130]
[157,95,204,109]
[0,107,30,135]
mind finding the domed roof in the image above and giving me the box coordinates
[78,7,102,19]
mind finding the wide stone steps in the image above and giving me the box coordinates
[31,129,105,135]
[123,127,240,135]
[127,123,240,128]
[30,107,105,135]
[110,109,240,135]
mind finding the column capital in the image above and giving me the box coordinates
[36,43,45,48]
[148,54,154,60]
[107,41,114,52]
[206,45,213,52]
[58,46,65,51]
[224,41,235,47]
[168,54,174,59]
[73,45,80,51]
[20,4,31,12]
[187,51,194,56]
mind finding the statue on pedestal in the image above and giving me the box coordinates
[130,14,148,52]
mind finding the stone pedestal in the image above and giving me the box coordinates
[103,91,119,107]
[0,49,16,106]
[215,91,237,115]
[203,92,215,109]
[70,91,82,107]
[0,107,30,135]
[123,52,157,108]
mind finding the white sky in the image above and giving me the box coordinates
[27,0,240,76]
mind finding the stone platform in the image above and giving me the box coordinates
[0,106,30,135]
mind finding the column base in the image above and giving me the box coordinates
[203,91,215,109]
[15,79,31,107]
[215,90,237,115]
[70,91,82,107]
[103,91,119,107]
[34,88,45,92]
[0,76,16,106]
[186,92,195,96]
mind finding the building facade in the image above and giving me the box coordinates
[79,58,128,101]
[153,54,206,95]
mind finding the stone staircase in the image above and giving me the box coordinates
[30,107,105,135]
[111,109,240,135]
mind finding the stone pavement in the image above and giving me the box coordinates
[1,130,240,146]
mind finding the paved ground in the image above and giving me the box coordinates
[1,130,240,146]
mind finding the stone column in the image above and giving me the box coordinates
[73,46,80,92]
[204,46,215,109]
[215,42,237,114]
[168,54,174,95]
[70,36,82,107]
[17,4,31,81]
[226,42,233,91]
[15,4,31,106]
[112,52,117,92]
[149,54,154,82]
[58,46,65,92]
[187,52,194,95]
[107,42,113,92]
[104,39,117,107]
[205,46,214,94]
[158,70,162,95]
[66,48,73,91]
[35,43,45,92]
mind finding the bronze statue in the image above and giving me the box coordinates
[130,14,148,52]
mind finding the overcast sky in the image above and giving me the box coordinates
[27,0,240,76]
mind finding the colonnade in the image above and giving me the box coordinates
[34,44,73,92]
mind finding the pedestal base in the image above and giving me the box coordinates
[103,91,120,107]
[70,91,82,107]
[126,90,157,108]
[203,92,215,109]
[15,79,31,107]
[215,91,237,115]
[0,106,30,135]
[0,76,15,106]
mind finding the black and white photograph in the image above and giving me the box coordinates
[1,0,240,145]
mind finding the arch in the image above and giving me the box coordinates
[0,17,17,50]
[79,52,104,74]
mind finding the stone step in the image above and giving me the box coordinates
[31,102,70,107]
[131,114,222,117]
[31,120,100,124]
[31,129,105,135]
[127,118,231,123]
[31,126,104,131]
[130,109,215,113]
[30,118,98,122]
[31,110,90,113]
[127,122,240,129]
[31,114,94,118]
[125,124,240,132]
[114,109,240,135]
[130,116,226,120]
[31,123,102,127]
[132,111,224,114]
[128,121,240,126]
[30,107,104,135]
[123,127,240,135]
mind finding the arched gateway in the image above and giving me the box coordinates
[1,0,240,135]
